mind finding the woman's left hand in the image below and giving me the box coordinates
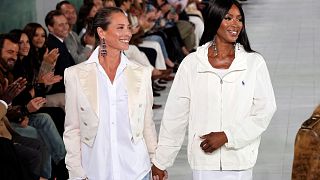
[200,132,228,153]
[39,72,62,86]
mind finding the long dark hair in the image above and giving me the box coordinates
[199,0,253,52]
[23,23,48,60]
[23,23,48,83]
[92,7,125,43]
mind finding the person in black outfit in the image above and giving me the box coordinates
[45,10,76,95]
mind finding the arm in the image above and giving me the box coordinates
[63,68,86,178]
[152,63,190,170]
[223,59,277,149]
[65,32,93,64]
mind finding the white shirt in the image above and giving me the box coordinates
[212,67,229,78]
[80,55,151,180]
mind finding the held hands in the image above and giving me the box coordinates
[200,132,228,153]
[152,165,168,180]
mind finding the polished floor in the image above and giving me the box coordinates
[152,0,320,179]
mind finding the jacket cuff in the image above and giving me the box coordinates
[151,159,166,171]
[223,129,235,149]
[0,100,8,110]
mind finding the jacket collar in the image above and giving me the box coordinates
[196,42,247,73]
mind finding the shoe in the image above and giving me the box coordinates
[153,91,161,97]
[152,104,162,109]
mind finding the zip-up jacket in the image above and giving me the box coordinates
[152,42,276,171]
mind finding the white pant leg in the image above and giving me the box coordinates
[189,16,204,48]
[124,45,153,68]
[139,41,167,70]
[193,169,253,180]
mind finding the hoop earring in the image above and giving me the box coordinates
[100,38,107,57]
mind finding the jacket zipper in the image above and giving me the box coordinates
[215,70,243,171]
[219,77,223,171]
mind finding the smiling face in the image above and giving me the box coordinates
[48,15,69,39]
[0,39,19,70]
[19,33,30,57]
[98,12,132,52]
[32,27,46,49]
[216,4,243,43]
[60,4,77,26]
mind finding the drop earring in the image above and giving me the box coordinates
[212,37,218,57]
[100,38,107,57]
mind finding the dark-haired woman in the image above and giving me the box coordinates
[151,0,276,179]
[63,7,157,180]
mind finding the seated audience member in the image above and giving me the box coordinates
[23,23,58,81]
[185,0,204,48]
[23,23,65,109]
[77,2,98,38]
[45,10,75,95]
[45,10,76,110]
[0,99,37,180]
[103,0,116,7]
[57,1,96,64]
[0,32,67,180]
[84,0,104,10]
[0,33,47,180]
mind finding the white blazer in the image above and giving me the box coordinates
[63,48,157,178]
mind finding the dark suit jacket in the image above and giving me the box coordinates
[47,34,75,94]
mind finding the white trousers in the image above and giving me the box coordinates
[193,169,253,180]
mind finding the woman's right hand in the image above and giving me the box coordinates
[152,165,168,180]
[43,48,59,65]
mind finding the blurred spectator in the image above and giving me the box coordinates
[57,1,95,64]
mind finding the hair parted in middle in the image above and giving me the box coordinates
[199,0,253,52]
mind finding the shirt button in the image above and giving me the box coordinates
[80,107,84,111]
[83,122,87,126]
[85,137,89,141]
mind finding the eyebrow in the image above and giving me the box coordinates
[226,13,242,17]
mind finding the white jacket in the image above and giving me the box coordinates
[153,43,276,171]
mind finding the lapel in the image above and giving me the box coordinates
[78,63,99,117]
[75,48,145,123]
[125,60,144,122]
